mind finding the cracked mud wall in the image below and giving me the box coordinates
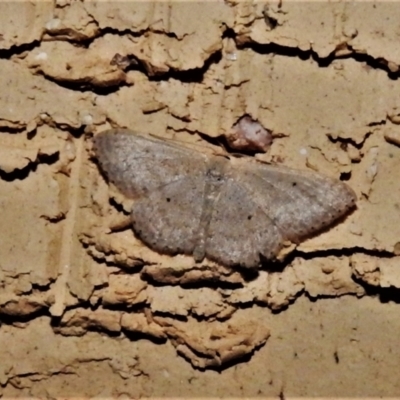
[1,1,400,397]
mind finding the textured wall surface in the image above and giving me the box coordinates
[1,1,400,397]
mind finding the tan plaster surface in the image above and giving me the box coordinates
[1,1,400,397]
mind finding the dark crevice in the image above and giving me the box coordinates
[101,302,147,314]
[27,129,37,140]
[181,276,243,290]
[304,292,362,305]
[37,45,221,93]
[0,126,27,135]
[0,151,59,182]
[196,129,270,157]
[152,310,187,322]
[239,40,311,61]
[31,70,127,95]
[328,130,375,150]
[295,246,395,261]
[3,24,396,97]
[115,53,149,76]
[73,26,149,47]
[351,275,400,304]
[39,213,66,224]
[148,50,223,83]
[141,269,243,290]
[31,281,55,292]
[0,306,51,325]
[67,124,87,139]
[108,197,130,215]
[351,50,400,80]
[187,310,232,323]
[0,40,41,59]
[367,119,387,127]
[301,283,400,308]
[221,26,237,40]
[196,131,226,149]
[85,250,146,273]
[236,37,400,79]
[123,329,167,345]
[252,245,396,276]
[340,171,352,181]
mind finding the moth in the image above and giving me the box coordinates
[93,129,356,269]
